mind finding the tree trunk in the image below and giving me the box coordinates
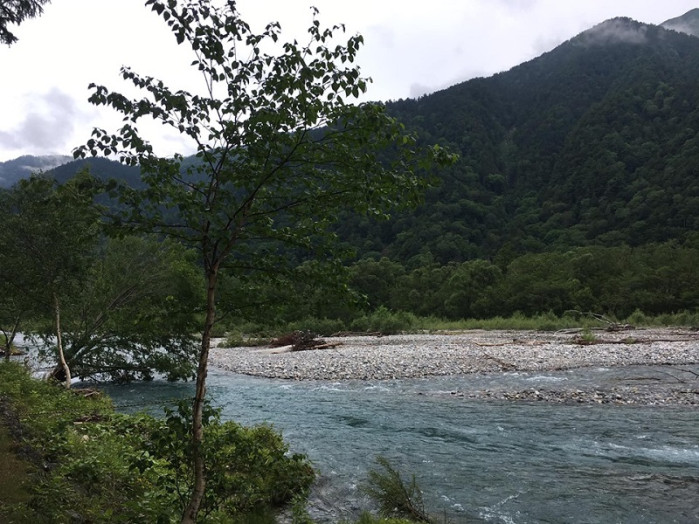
[181,269,218,523]
[54,293,71,389]
[2,315,21,361]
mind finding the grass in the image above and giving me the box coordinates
[417,312,590,332]
[232,309,699,339]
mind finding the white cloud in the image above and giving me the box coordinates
[0,88,86,155]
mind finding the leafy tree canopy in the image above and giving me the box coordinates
[74,1,454,520]
[35,234,203,383]
[0,172,202,383]
[0,172,102,385]
[0,0,51,45]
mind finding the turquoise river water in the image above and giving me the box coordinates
[100,365,699,523]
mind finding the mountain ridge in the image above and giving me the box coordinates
[352,14,699,261]
[661,8,699,37]
[0,154,72,187]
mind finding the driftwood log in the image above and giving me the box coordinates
[269,331,342,352]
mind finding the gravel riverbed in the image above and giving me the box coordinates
[209,328,699,406]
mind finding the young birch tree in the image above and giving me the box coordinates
[0,174,101,386]
[74,1,455,520]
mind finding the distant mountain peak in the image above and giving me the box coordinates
[10,154,72,170]
[0,154,73,187]
[661,8,699,38]
[575,17,649,47]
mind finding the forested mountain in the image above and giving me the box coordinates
[338,14,699,264]
[48,157,143,187]
[0,154,71,187]
[5,13,699,268]
[661,8,699,37]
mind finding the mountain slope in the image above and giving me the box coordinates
[351,16,699,263]
[661,8,699,37]
[48,157,143,187]
[0,155,72,187]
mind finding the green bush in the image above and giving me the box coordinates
[131,400,316,519]
[286,317,347,336]
[0,362,315,522]
[225,331,272,347]
[623,309,699,328]
[351,307,417,334]
[626,308,650,326]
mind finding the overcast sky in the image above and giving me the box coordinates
[1,0,697,162]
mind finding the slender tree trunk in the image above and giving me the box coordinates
[181,269,218,524]
[2,315,21,361]
[53,293,71,389]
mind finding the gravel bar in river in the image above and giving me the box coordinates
[209,328,699,406]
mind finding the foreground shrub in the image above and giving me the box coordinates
[0,362,314,522]
[149,401,315,518]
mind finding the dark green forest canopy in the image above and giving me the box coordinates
[365,18,699,263]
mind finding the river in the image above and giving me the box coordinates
[100,365,699,524]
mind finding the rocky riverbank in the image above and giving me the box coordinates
[209,328,699,406]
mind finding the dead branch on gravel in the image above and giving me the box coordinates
[269,331,342,352]
[565,310,634,331]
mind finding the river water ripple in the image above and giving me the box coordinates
[102,366,699,523]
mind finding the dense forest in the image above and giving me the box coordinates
[343,17,699,264]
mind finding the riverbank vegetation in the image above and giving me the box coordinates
[0,173,204,384]
[0,361,314,522]
[225,309,699,346]
[0,361,455,523]
[295,243,699,323]
[217,240,699,339]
